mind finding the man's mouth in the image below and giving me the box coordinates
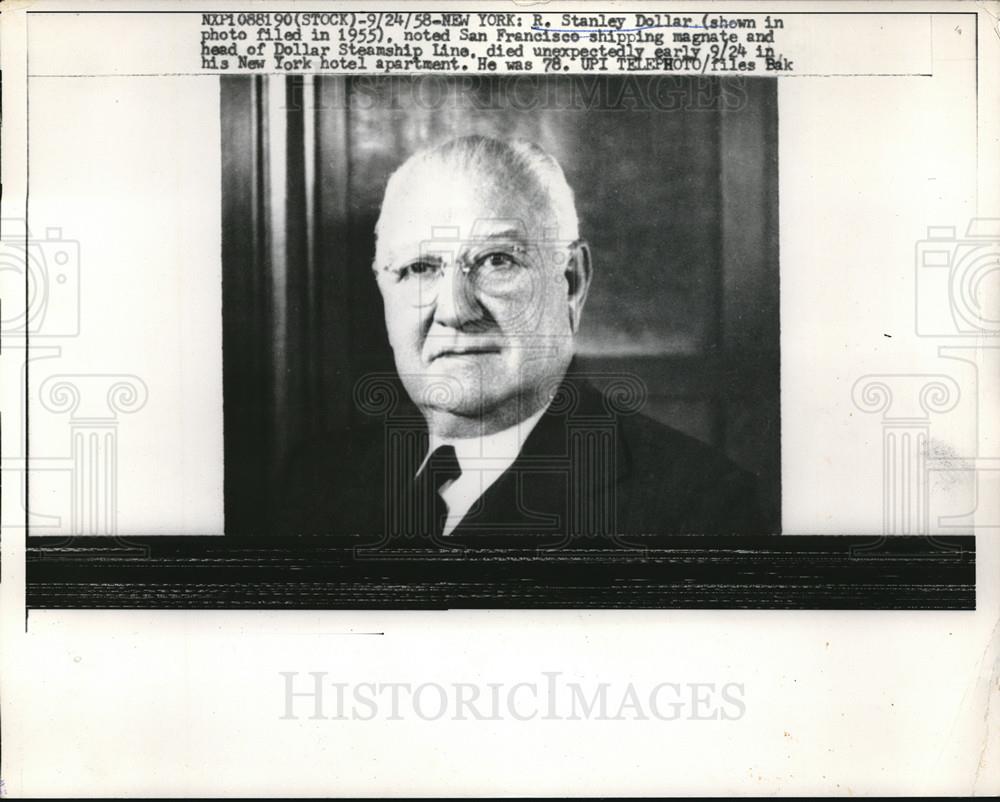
[428,344,503,361]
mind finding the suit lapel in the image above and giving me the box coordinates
[445,371,631,544]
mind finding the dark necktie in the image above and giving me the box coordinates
[414,445,462,539]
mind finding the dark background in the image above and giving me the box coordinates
[220,75,780,536]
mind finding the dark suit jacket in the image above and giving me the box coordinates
[277,368,765,547]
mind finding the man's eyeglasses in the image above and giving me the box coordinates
[380,243,539,307]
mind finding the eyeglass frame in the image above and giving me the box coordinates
[374,237,587,308]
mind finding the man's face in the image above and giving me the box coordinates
[373,164,588,434]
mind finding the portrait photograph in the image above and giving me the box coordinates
[3,3,997,798]
[220,74,781,546]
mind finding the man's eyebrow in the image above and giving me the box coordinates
[376,228,531,270]
[376,246,441,270]
[469,228,529,242]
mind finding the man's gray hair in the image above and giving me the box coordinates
[375,135,580,242]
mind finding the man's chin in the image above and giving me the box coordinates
[420,351,505,387]
[410,378,499,415]
[408,363,508,418]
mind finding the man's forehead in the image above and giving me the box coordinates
[377,164,552,260]
[386,162,535,215]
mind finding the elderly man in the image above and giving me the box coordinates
[280,135,762,545]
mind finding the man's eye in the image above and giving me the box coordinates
[398,261,437,279]
[479,252,517,270]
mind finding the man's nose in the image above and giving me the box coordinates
[432,264,481,328]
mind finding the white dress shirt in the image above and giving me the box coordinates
[417,405,549,536]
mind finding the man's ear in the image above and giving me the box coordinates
[564,239,592,334]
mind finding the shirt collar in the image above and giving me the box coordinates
[419,403,550,478]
